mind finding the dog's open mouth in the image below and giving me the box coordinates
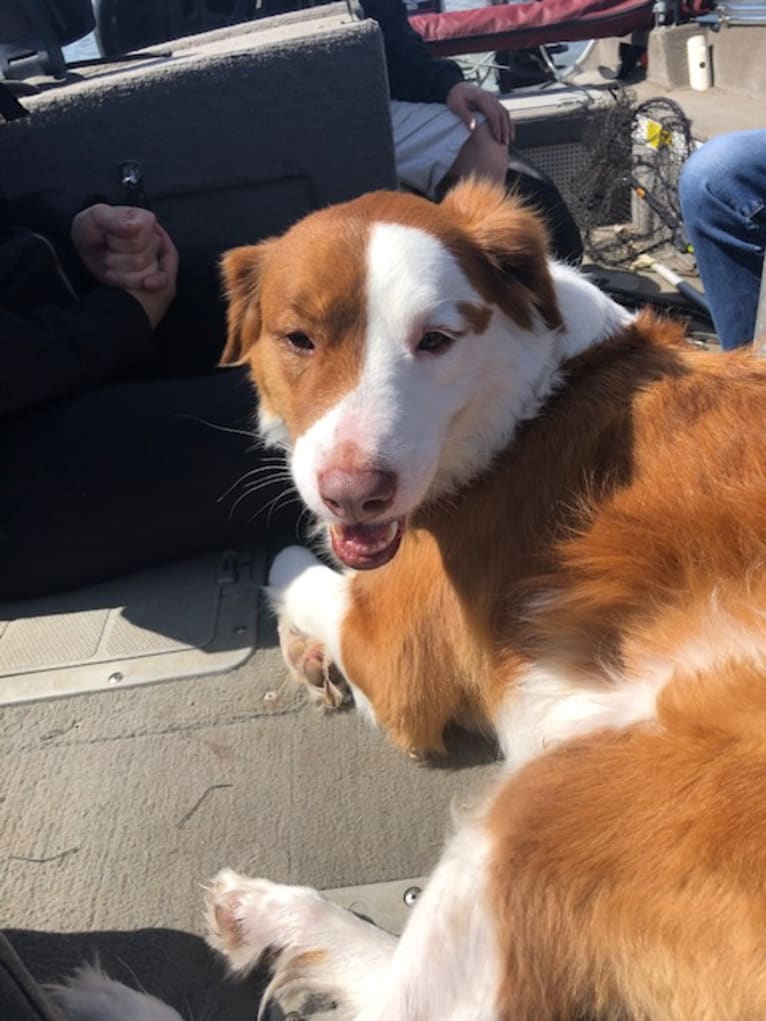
[329,519,404,570]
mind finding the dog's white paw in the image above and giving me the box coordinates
[277,618,351,709]
[268,545,322,594]
[205,869,395,1020]
[267,546,351,710]
[205,868,326,976]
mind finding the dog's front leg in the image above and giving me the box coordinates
[267,546,375,719]
[206,819,505,1021]
[205,868,396,1020]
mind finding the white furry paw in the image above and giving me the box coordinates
[267,545,324,595]
[205,869,394,1020]
[277,618,350,709]
[267,546,351,710]
[48,966,183,1021]
[205,868,326,976]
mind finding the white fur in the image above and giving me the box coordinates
[268,545,351,671]
[496,663,663,772]
[206,867,396,1020]
[631,596,766,694]
[49,967,182,1021]
[497,593,766,773]
[268,546,377,725]
[207,821,503,1021]
[550,260,633,360]
[257,404,290,450]
[357,820,503,1021]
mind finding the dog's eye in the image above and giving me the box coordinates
[417,331,454,355]
[284,331,315,354]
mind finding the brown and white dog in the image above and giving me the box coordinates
[200,180,766,1020]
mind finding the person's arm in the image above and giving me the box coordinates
[0,288,157,415]
[361,0,464,103]
[1,202,178,415]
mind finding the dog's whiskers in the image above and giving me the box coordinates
[229,480,294,520]
[218,466,293,505]
[173,412,259,441]
[248,490,304,527]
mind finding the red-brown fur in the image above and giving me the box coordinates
[488,661,766,1020]
[222,181,766,1017]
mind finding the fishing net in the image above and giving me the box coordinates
[569,88,697,266]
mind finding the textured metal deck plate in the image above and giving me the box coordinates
[0,550,265,705]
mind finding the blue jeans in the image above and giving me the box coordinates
[679,129,766,350]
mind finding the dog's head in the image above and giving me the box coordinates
[221,180,562,569]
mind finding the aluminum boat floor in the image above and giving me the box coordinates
[0,549,499,938]
[0,550,267,705]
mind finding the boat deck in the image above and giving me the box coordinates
[0,549,497,938]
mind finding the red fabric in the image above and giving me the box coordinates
[410,0,654,56]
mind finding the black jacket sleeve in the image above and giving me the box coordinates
[361,0,464,103]
[1,189,158,416]
[1,288,156,416]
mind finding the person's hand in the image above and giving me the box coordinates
[446,82,514,145]
[71,203,179,328]
[72,204,166,289]
[123,225,179,329]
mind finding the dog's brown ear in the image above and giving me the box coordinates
[442,179,562,332]
[219,241,274,366]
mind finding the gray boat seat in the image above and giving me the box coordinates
[0,6,396,281]
[0,0,94,78]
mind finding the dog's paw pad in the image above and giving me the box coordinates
[205,871,329,977]
[205,869,251,957]
[278,622,351,710]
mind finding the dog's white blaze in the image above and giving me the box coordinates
[293,222,619,521]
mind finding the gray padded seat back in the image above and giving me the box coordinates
[0,9,396,268]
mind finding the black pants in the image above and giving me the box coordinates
[506,145,584,266]
[0,365,299,599]
[1,928,266,1021]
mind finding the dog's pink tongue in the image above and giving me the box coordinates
[331,520,403,570]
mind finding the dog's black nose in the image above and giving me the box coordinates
[319,467,397,521]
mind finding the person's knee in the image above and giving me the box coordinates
[680,143,717,226]
[679,148,704,213]
[450,121,507,185]
[680,133,750,223]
